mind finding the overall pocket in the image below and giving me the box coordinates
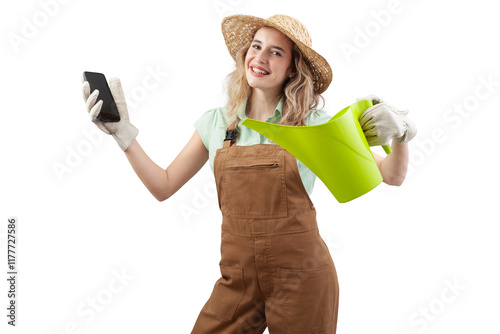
[208,265,246,321]
[277,264,337,333]
[221,158,288,219]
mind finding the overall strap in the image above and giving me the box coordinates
[223,123,238,148]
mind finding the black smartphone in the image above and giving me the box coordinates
[82,71,121,122]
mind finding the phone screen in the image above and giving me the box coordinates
[83,71,121,122]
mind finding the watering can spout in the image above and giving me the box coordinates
[241,100,391,203]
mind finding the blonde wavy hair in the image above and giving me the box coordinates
[222,33,326,131]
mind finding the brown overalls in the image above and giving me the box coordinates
[191,125,340,334]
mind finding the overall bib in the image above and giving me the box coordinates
[191,125,340,334]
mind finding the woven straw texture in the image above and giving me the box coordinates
[221,14,332,94]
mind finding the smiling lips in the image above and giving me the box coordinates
[250,65,270,75]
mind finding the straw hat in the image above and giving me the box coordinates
[221,14,332,94]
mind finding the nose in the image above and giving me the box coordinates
[255,51,269,63]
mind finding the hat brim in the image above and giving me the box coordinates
[221,14,332,94]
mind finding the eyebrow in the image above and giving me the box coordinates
[252,39,287,54]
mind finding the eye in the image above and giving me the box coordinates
[251,45,282,56]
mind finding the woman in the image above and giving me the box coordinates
[82,14,416,334]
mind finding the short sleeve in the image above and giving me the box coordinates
[306,109,332,126]
[194,108,218,151]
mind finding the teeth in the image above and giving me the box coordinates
[252,67,268,75]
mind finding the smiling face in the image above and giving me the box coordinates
[245,27,295,94]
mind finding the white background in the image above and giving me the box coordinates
[1,0,499,333]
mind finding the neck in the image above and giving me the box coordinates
[246,88,282,121]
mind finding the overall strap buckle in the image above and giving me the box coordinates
[224,128,238,144]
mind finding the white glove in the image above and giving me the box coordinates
[81,76,138,151]
[357,95,417,146]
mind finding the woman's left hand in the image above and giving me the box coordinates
[356,94,417,146]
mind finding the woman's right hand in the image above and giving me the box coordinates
[81,76,139,151]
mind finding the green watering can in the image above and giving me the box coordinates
[241,100,391,203]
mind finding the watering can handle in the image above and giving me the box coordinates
[355,100,392,155]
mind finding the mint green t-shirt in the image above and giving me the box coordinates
[193,97,332,195]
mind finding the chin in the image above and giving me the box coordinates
[248,82,270,90]
[246,77,268,89]
[246,78,261,89]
